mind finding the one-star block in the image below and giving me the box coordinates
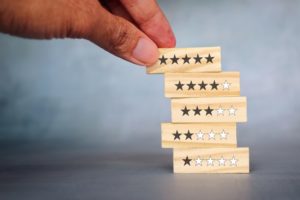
[173,148,249,173]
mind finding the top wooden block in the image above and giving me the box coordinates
[146,47,221,74]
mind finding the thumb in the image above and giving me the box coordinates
[85,7,159,66]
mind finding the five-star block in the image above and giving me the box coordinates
[158,53,215,65]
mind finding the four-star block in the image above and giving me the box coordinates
[175,80,229,91]
[164,72,240,98]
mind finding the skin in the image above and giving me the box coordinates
[0,0,176,66]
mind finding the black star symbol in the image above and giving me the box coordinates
[175,81,184,90]
[210,80,219,90]
[173,131,181,140]
[198,81,207,90]
[205,106,213,116]
[194,54,202,63]
[181,106,190,116]
[159,55,168,65]
[184,130,193,140]
[182,54,191,64]
[193,106,201,115]
[205,53,214,63]
[183,156,192,166]
[170,55,179,64]
[187,81,196,90]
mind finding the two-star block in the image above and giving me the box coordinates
[161,123,237,148]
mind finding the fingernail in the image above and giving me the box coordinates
[132,37,158,65]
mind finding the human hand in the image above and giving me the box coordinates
[0,0,176,65]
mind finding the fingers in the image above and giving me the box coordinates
[84,6,159,66]
[120,0,176,48]
[101,0,134,23]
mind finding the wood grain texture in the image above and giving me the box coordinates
[171,97,247,123]
[173,147,249,173]
[146,47,221,74]
[161,123,236,148]
[164,72,240,98]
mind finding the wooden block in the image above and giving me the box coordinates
[161,123,236,148]
[165,72,240,98]
[171,97,247,123]
[173,147,249,173]
[146,47,221,74]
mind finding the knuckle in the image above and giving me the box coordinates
[66,1,99,38]
[109,18,133,54]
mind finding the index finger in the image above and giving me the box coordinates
[120,0,176,48]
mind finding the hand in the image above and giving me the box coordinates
[0,0,176,66]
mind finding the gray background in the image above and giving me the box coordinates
[0,0,300,199]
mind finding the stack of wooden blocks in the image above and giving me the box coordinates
[147,47,249,173]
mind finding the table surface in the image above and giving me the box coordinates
[0,139,299,200]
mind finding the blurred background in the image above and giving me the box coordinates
[0,0,300,199]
